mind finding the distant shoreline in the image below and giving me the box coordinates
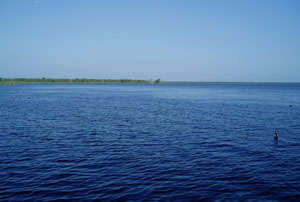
[0,78,161,85]
[0,78,299,85]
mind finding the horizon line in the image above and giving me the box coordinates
[1,77,300,84]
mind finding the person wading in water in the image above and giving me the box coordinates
[274,132,278,140]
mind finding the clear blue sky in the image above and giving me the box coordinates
[1,0,300,82]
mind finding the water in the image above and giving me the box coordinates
[1,84,300,201]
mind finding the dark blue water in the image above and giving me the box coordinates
[1,84,300,201]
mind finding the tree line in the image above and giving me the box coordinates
[0,78,162,85]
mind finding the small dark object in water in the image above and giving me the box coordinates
[274,132,278,140]
[28,96,30,99]
[289,105,292,107]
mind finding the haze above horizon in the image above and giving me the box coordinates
[1,0,300,82]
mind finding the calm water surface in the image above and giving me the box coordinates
[0,84,300,201]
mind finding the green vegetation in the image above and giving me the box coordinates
[0,78,163,85]
[154,78,161,84]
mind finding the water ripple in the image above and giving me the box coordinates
[1,84,300,201]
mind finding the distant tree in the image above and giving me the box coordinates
[154,78,161,84]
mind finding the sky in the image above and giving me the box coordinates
[0,0,300,82]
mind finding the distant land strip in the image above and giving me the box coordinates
[0,78,161,85]
[0,78,299,85]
